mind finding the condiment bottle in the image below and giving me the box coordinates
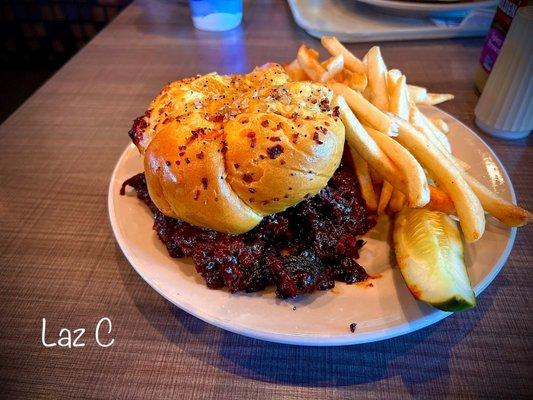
[474,0,529,93]
[475,6,533,140]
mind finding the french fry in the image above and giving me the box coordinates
[387,69,402,83]
[334,96,408,194]
[431,118,449,134]
[462,173,533,227]
[334,69,348,83]
[414,105,452,152]
[284,59,308,81]
[369,167,383,184]
[423,93,455,105]
[285,36,532,241]
[427,185,456,214]
[347,70,368,92]
[320,54,344,82]
[409,104,452,153]
[328,82,395,135]
[388,74,409,120]
[389,189,406,213]
[452,156,471,171]
[321,36,366,75]
[366,46,389,112]
[409,109,474,172]
[297,45,326,82]
[423,173,532,227]
[335,69,368,92]
[349,147,378,211]
[363,83,372,101]
[407,84,427,103]
[424,114,451,149]
[307,47,320,59]
[409,106,471,172]
[391,115,485,242]
[378,181,394,214]
[364,124,429,207]
[320,56,336,69]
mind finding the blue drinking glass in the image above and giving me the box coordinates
[189,0,243,32]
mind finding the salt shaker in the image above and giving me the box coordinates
[474,6,533,140]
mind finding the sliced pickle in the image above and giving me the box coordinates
[394,208,476,312]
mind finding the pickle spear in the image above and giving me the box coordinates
[394,208,476,312]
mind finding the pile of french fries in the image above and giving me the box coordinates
[284,37,532,242]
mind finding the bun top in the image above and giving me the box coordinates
[129,64,345,234]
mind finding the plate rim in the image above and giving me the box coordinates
[108,106,516,346]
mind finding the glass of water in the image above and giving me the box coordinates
[189,0,243,32]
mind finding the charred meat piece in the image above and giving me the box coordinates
[269,250,334,298]
[121,164,375,298]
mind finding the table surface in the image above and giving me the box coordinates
[1,0,531,398]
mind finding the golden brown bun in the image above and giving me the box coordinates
[133,65,345,234]
[144,117,263,233]
[225,112,344,215]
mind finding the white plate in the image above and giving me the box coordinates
[352,0,498,17]
[108,105,516,346]
[287,0,495,43]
